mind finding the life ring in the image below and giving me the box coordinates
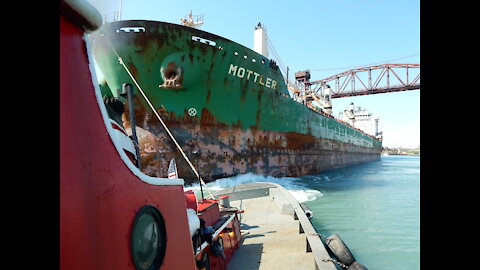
[326,234,355,266]
[348,261,368,270]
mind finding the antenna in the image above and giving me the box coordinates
[119,0,122,20]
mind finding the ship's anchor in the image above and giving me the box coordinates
[159,63,183,89]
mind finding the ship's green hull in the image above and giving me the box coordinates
[90,20,382,184]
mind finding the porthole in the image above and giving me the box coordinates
[234,52,238,56]
[243,55,247,59]
[261,59,266,64]
[252,58,256,62]
[131,205,167,270]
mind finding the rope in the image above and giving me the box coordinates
[322,258,349,269]
[266,36,288,76]
[105,36,214,199]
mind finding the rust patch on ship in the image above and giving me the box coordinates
[121,98,381,184]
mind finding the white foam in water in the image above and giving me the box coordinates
[288,189,323,203]
[184,173,322,203]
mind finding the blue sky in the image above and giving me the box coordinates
[89,0,420,148]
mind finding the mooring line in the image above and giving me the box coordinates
[105,36,214,198]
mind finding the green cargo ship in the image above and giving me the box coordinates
[90,19,382,184]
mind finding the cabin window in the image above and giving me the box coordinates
[234,52,238,56]
[243,55,248,59]
[131,205,167,270]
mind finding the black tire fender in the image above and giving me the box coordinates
[326,234,355,266]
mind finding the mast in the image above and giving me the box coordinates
[254,22,269,58]
[118,0,122,20]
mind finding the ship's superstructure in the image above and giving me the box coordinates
[290,70,333,115]
[339,102,382,140]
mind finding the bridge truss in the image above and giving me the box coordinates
[300,63,420,98]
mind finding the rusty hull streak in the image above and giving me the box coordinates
[121,88,380,184]
[122,99,380,184]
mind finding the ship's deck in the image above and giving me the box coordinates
[215,182,338,270]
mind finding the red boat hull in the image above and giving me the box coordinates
[60,9,196,270]
[60,2,242,269]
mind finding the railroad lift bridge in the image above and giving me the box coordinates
[254,22,419,142]
[252,23,420,111]
[288,63,420,114]
[286,63,420,142]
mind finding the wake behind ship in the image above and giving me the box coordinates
[90,19,382,184]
